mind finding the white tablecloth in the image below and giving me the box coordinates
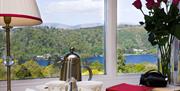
[37,80,103,91]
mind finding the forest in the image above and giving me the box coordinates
[0,25,157,80]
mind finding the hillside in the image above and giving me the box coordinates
[0,25,156,63]
[117,26,156,54]
[39,23,103,29]
[0,25,158,79]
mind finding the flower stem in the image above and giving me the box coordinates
[140,9,145,15]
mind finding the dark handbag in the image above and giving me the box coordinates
[139,70,168,87]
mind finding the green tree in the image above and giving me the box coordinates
[123,62,157,73]
[89,61,103,71]
[0,31,4,57]
[42,64,56,77]
[0,59,6,80]
[23,60,44,78]
[117,49,125,73]
[15,65,31,79]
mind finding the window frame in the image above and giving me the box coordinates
[104,0,117,77]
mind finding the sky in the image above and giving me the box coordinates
[37,0,144,25]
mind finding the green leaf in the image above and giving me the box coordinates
[158,36,169,46]
[148,33,158,46]
[144,15,155,32]
[139,21,144,25]
[168,4,179,18]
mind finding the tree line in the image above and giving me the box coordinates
[0,25,157,80]
[0,26,104,80]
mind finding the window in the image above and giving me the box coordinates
[0,0,105,81]
[117,0,157,73]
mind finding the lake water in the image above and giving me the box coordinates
[37,54,158,66]
[124,54,157,64]
[85,54,158,64]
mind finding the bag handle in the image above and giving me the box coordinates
[144,69,164,77]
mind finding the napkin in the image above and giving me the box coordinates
[106,83,153,91]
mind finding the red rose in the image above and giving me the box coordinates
[132,0,142,9]
[146,0,155,9]
[172,0,180,5]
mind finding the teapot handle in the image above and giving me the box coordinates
[81,66,93,81]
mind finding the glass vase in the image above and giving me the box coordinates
[170,38,180,85]
[158,50,171,83]
[157,40,172,83]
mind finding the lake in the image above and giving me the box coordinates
[85,54,158,64]
[37,54,158,66]
[124,54,157,64]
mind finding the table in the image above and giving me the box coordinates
[37,80,103,91]
[77,81,103,91]
[45,81,66,91]
[152,85,180,91]
[106,83,180,91]
[106,83,153,91]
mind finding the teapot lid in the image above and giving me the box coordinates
[64,47,80,60]
[70,47,75,53]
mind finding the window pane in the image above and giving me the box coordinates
[0,0,104,90]
[117,0,157,73]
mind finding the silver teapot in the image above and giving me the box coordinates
[59,47,92,81]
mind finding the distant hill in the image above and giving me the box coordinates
[117,24,141,28]
[73,23,103,29]
[40,23,72,29]
[39,23,103,29]
[0,24,156,62]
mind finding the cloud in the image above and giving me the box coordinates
[46,0,104,14]
[117,0,144,24]
[37,0,104,25]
